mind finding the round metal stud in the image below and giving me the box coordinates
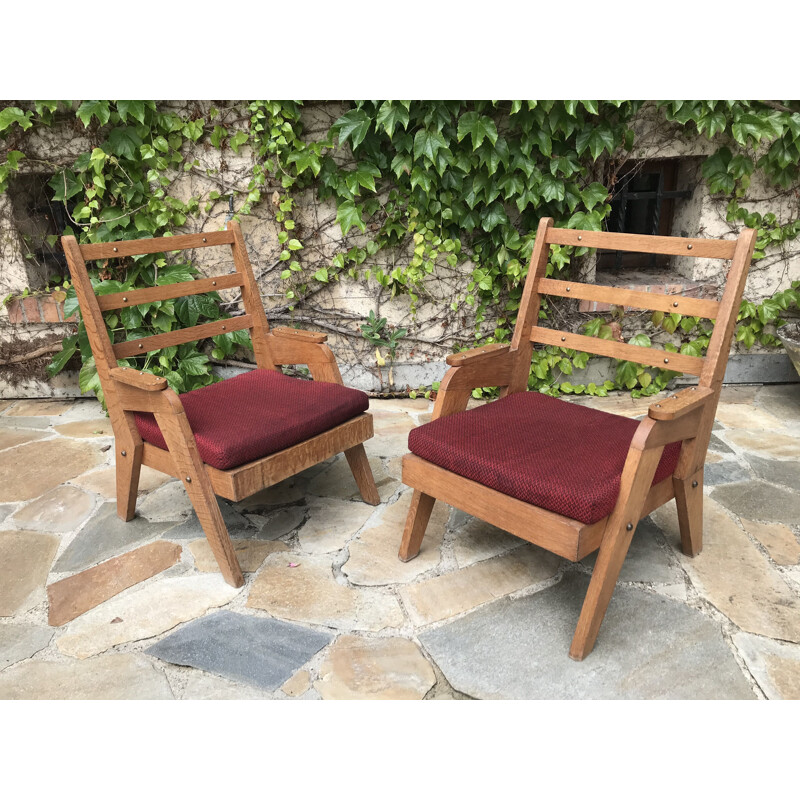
[222,325,226,330]
[212,281,217,286]
[186,476,192,483]
[655,404,661,408]
[692,480,698,488]
[626,523,633,531]
[687,244,693,250]
[673,301,679,307]
[138,344,143,349]
[561,336,566,342]
[113,247,118,253]
[121,450,127,457]
[577,235,582,241]
[664,358,669,364]
[202,237,207,243]
[566,286,571,292]
[122,296,128,302]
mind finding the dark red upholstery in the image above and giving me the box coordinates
[408,392,681,525]
[135,369,369,471]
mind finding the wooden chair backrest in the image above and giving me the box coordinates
[61,221,276,404]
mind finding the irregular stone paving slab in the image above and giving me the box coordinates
[297,496,375,554]
[180,670,272,700]
[0,399,12,413]
[247,551,404,632]
[734,632,800,700]
[246,505,306,540]
[11,485,95,532]
[53,418,114,438]
[583,516,683,585]
[714,403,785,431]
[651,498,800,642]
[6,398,73,417]
[400,546,561,627]
[282,669,311,697]
[0,505,13,525]
[0,653,173,699]
[718,385,761,404]
[364,415,418,459]
[0,438,103,503]
[314,635,436,700]
[138,480,195,522]
[307,454,398,503]
[741,519,800,566]
[711,481,800,525]
[164,497,252,539]
[148,610,332,692]
[726,430,800,459]
[744,454,800,491]
[0,531,59,616]
[0,416,51,430]
[343,491,450,586]
[370,398,430,414]
[452,516,524,569]
[47,541,182,627]
[57,574,241,659]
[0,624,53,669]
[420,572,754,700]
[71,465,172,499]
[0,428,48,451]
[703,460,752,486]
[704,451,723,464]
[755,384,800,421]
[54,502,176,574]
[189,538,287,572]
[234,478,305,512]
[708,433,735,454]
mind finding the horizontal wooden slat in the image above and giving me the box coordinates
[97,274,244,311]
[80,230,235,260]
[545,228,737,260]
[537,278,720,319]
[113,315,251,358]
[530,326,706,375]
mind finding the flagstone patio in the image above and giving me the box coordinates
[0,384,799,700]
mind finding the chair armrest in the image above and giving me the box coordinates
[446,343,510,367]
[648,386,715,421]
[271,326,328,344]
[110,367,168,392]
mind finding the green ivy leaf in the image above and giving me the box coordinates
[336,200,366,236]
[0,106,34,132]
[457,112,499,150]
[76,101,111,128]
[376,101,410,139]
[413,129,449,164]
[332,109,372,150]
[116,100,146,124]
[106,126,143,160]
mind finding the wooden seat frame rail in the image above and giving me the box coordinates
[63,221,380,588]
[398,219,756,660]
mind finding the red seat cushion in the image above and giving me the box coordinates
[135,369,369,471]
[408,392,681,525]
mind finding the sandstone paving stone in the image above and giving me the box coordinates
[6,398,73,417]
[70,465,173,499]
[0,624,53,670]
[0,399,12,413]
[138,480,195,521]
[54,502,176,573]
[744,453,800,491]
[247,505,307,540]
[189,538,288,572]
[755,384,800,421]
[0,416,50,430]
[147,610,332,692]
[343,491,450,586]
[725,430,800,459]
[282,669,311,697]
[47,541,183,627]
[56,574,242,659]
[420,572,754,700]
[0,428,48,451]
[0,653,174,699]
[364,415,418,459]
[703,460,752,486]
[733,632,800,700]
[297,497,376,554]
[0,531,59,616]
[179,670,273,699]
[400,546,562,627]
[707,433,734,454]
[452,516,525,569]
[714,403,785,431]
[718,385,761,404]
[11,484,95,532]
[710,481,800,526]
[704,450,723,464]
[370,398,430,414]
[0,505,13,525]
[247,551,404,632]
[0,438,103,503]
[53,418,114,438]
[651,497,800,643]
[741,519,800,566]
[583,516,683,585]
[314,635,436,700]
[234,478,305,512]
[307,453,398,503]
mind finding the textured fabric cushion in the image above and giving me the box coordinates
[408,392,681,525]
[135,369,369,471]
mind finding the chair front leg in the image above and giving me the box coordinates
[344,444,381,505]
[398,489,437,562]
[673,468,704,556]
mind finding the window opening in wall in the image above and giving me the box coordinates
[598,160,692,270]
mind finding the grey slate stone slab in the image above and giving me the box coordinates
[420,572,754,700]
[583,516,682,584]
[54,502,175,573]
[745,454,800,492]
[164,498,252,539]
[703,460,753,486]
[0,417,51,431]
[0,624,53,669]
[0,505,12,525]
[147,610,333,691]
[711,481,800,525]
[708,433,734,454]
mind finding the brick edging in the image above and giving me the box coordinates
[5,295,76,324]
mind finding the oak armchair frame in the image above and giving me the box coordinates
[398,218,756,660]
[63,221,380,588]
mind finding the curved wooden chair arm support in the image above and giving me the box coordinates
[110,367,168,392]
[271,326,328,344]
[432,352,515,421]
[648,386,715,421]
[446,343,510,366]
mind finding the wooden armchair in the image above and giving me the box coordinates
[398,219,756,660]
[63,222,379,588]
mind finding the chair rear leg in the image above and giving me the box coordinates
[673,469,704,557]
[344,443,381,505]
[116,441,143,522]
[398,490,436,562]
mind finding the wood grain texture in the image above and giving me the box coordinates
[345,443,381,505]
[648,386,714,420]
[446,343,510,366]
[537,278,720,319]
[272,327,328,343]
[398,490,437,562]
[97,273,243,311]
[80,230,234,260]
[673,469,704,556]
[109,367,168,392]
